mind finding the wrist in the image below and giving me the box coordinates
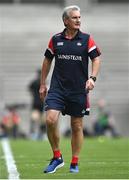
[40,83,46,87]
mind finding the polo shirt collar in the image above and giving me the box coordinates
[61,28,82,40]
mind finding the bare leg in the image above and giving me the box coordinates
[46,110,60,151]
[71,116,83,157]
[44,110,64,173]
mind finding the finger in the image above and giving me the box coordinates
[89,79,95,87]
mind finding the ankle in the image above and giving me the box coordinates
[71,156,79,164]
[53,150,61,158]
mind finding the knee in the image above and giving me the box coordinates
[72,123,83,134]
[46,114,57,126]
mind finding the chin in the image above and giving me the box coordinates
[75,27,80,30]
[75,26,80,29]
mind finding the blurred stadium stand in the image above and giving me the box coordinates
[0,0,129,136]
[0,0,64,4]
[98,0,128,2]
[0,0,128,3]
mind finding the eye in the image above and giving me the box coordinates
[71,16,81,20]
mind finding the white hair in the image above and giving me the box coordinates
[62,5,80,21]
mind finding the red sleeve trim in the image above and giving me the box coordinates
[48,37,54,54]
[88,36,101,54]
[88,36,96,52]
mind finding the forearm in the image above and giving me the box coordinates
[91,57,101,77]
[40,57,52,86]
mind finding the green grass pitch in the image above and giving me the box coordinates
[0,137,129,179]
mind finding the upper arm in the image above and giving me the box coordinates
[43,57,52,66]
[92,56,101,62]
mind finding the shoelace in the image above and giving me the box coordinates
[49,158,59,165]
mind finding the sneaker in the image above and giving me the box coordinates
[44,156,64,173]
[70,163,79,173]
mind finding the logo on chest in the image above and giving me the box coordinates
[57,42,64,46]
[58,54,82,61]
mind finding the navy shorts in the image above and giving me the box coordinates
[44,90,90,117]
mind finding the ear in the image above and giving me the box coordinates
[64,18,68,26]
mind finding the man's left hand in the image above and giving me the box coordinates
[86,78,95,90]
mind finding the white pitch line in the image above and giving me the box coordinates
[1,138,20,180]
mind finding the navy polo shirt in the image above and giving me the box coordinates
[44,29,101,93]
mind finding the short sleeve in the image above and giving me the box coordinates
[88,36,101,60]
[44,37,55,60]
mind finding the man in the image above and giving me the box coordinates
[39,5,101,173]
[29,70,46,140]
[93,99,119,137]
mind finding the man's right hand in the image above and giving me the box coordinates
[39,84,47,101]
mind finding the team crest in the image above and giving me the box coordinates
[81,109,86,114]
[77,42,82,46]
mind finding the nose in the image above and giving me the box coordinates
[77,17,81,22]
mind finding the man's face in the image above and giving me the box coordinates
[64,10,81,30]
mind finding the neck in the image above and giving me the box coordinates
[65,28,79,39]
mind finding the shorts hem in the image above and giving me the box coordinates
[45,106,63,112]
[62,112,90,117]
